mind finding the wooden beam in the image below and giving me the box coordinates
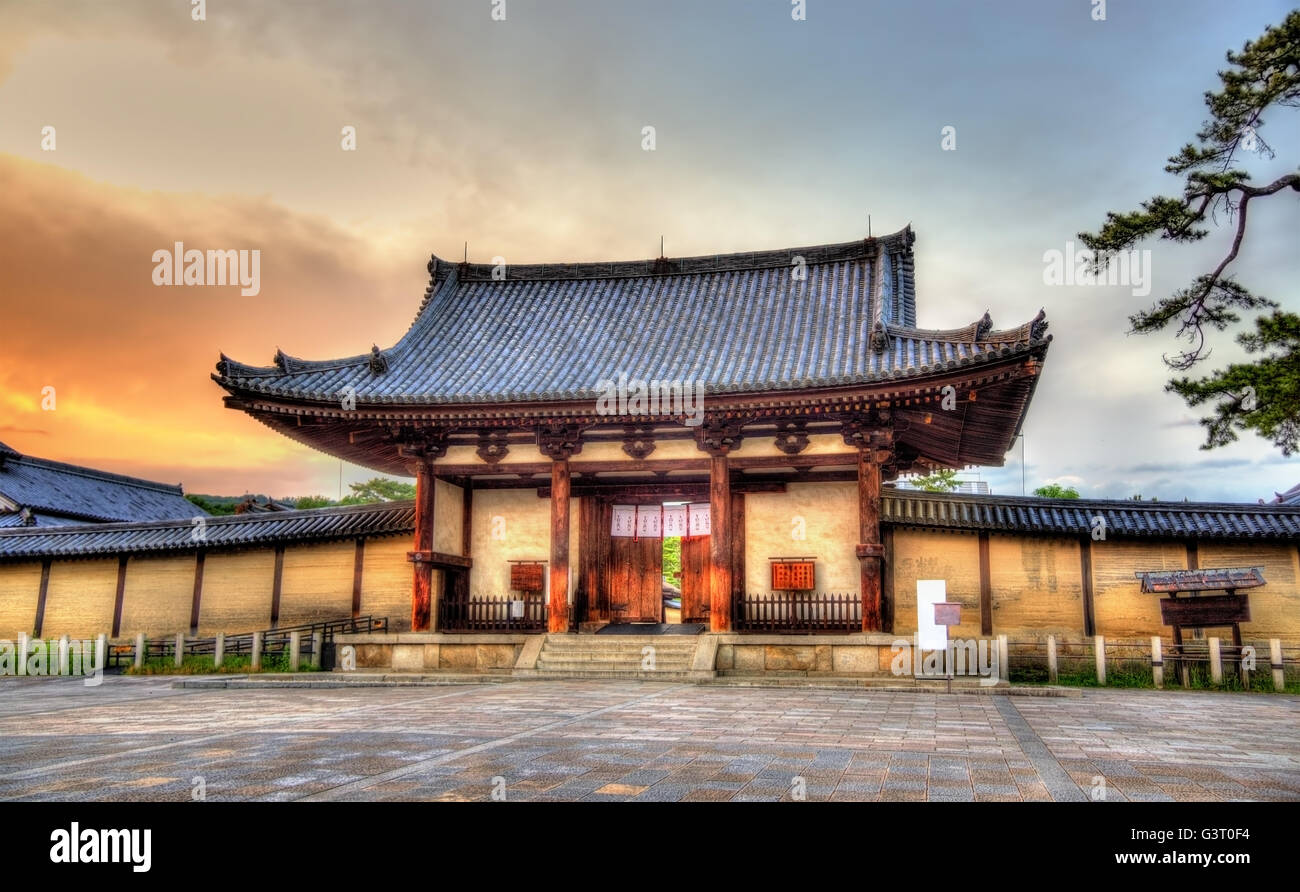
[536,480,787,500]
[709,454,732,632]
[978,532,992,636]
[549,459,571,633]
[351,538,365,619]
[108,557,125,638]
[270,545,285,628]
[857,451,883,632]
[411,460,436,632]
[1079,536,1096,638]
[189,551,205,635]
[35,558,53,638]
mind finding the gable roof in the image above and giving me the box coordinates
[213,226,1050,407]
[0,446,206,525]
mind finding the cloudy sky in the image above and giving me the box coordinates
[0,0,1295,503]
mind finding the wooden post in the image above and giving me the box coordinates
[1271,639,1285,692]
[110,556,126,638]
[857,451,882,632]
[270,545,285,628]
[1047,635,1058,683]
[311,631,323,668]
[1151,636,1164,689]
[978,532,992,637]
[549,459,571,633]
[134,632,145,670]
[251,631,263,671]
[411,459,436,632]
[289,631,302,671]
[33,559,52,639]
[1209,636,1223,685]
[1078,537,1095,638]
[1173,625,1190,687]
[174,632,185,669]
[709,454,732,632]
[351,538,365,619]
[214,632,225,669]
[1094,634,1106,685]
[462,479,474,558]
[189,551,205,635]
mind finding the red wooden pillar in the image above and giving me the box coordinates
[709,454,732,632]
[856,450,883,632]
[410,459,436,632]
[548,459,571,633]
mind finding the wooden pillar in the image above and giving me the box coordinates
[411,459,436,632]
[881,527,895,634]
[33,559,52,639]
[270,545,285,628]
[189,551,205,635]
[351,538,365,618]
[1078,536,1096,638]
[856,450,883,632]
[978,532,992,636]
[709,454,732,632]
[462,480,474,557]
[109,557,125,638]
[548,459,571,633]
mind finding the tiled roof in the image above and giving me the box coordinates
[2,491,1295,562]
[0,500,413,561]
[0,447,206,525]
[214,227,1051,406]
[1272,482,1300,505]
[882,490,1300,539]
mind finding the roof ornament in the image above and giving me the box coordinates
[273,348,288,373]
[1029,308,1049,340]
[870,320,890,353]
[369,345,389,375]
[19,507,34,527]
[975,312,993,341]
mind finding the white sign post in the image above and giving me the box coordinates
[916,580,947,678]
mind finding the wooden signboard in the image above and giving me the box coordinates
[933,602,962,626]
[510,562,545,593]
[771,559,815,591]
[1159,594,1250,628]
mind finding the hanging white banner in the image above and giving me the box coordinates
[662,504,688,538]
[687,503,711,536]
[611,505,637,538]
[636,505,662,538]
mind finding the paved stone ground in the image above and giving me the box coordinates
[0,677,1297,802]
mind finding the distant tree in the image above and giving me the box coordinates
[1080,11,1300,454]
[339,477,416,504]
[662,537,682,583]
[292,495,335,509]
[185,494,235,515]
[908,469,960,492]
[1033,484,1081,499]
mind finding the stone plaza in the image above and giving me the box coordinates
[1,678,1297,802]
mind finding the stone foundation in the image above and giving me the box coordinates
[338,632,529,674]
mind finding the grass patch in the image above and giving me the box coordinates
[1011,658,1300,694]
[125,652,323,675]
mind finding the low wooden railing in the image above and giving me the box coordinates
[732,591,861,633]
[437,595,547,632]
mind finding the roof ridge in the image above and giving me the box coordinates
[428,226,913,284]
[4,453,186,496]
[884,489,1300,514]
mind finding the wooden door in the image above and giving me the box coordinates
[680,535,711,624]
[607,536,662,622]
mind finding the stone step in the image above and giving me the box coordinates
[531,669,695,680]
[540,644,698,656]
[537,660,693,672]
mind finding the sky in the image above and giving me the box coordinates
[0,0,1296,503]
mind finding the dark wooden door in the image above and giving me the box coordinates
[607,536,662,622]
[680,535,710,623]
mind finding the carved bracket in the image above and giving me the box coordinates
[856,543,885,560]
[774,420,809,455]
[695,418,746,456]
[476,429,511,464]
[537,423,585,461]
[622,425,656,460]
